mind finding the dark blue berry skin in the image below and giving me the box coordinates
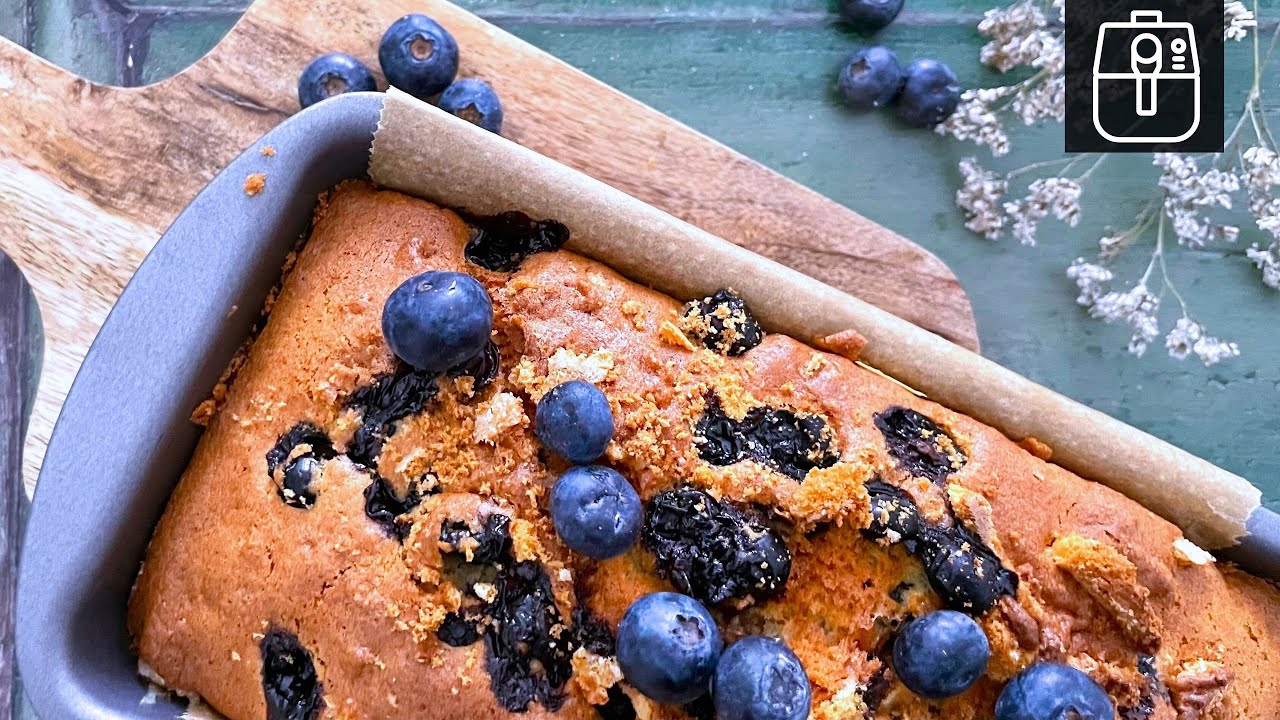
[439,78,504,134]
[382,271,492,373]
[837,46,904,110]
[617,593,723,704]
[535,380,614,463]
[298,53,377,109]
[379,14,459,99]
[550,465,642,558]
[995,663,1115,720]
[836,0,905,34]
[896,58,961,128]
[712,636,811,720]
[892,610,989,699]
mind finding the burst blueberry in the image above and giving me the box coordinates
[895,58,961,128]
[712,636,811,720]
[382,270,492,373]
[836,0,905,34]
[438,78,504,134]
[298,53,376,109]
[260,628,323,720]
[893,610,989,699]
[280,456,321,509]
[535,380,614,463]
[838,46,904,110]
[550,465,642,558]
[617,592,722,703]
[995,663,1115,720]
[379,14,460,99]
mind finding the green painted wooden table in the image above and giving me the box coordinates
[1,0,1277,514]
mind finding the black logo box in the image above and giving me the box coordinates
[1065,0,1224,152]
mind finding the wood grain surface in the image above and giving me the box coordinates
[0,0,977,492]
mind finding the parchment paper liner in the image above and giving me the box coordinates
[370,88,1260,552]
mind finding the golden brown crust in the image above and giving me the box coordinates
[129,182,1280,720]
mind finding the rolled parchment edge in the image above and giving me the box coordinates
[370,88,1262,553]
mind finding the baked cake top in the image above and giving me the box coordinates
[128,182,1280,720]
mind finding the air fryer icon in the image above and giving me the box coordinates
[1093,10,1200,143]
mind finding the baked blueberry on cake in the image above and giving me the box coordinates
[128,182,1280,720]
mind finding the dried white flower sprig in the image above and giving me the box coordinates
[1226,1,1258,41]
[941,0,1277,365]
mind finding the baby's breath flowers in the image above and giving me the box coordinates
[1226,1,1258,41]
[941,0,1276,365]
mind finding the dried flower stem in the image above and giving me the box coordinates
[944,0,1274,364]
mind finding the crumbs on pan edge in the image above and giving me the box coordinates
[244,172,267,196]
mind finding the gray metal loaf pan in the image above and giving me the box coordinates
[16,91,386,720]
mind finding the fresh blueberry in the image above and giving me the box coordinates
[382,270,492,373]
[550,465,642,558]
[892,610,989,699]
[836,0,905,34]
[379,14,460,99]
[837,46,904,110]
[438,78,504,134]
[995,663,1115,720]
[617,592,723,703]
[297,53,376,109]
[535,380,614,463]
[712,636,811,720]
[896,58,961,128]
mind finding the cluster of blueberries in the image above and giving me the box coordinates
[834,0,962,128]
[381,269,1117,720]
[298,14,504,133]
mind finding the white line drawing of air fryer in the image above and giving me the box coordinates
[1093,10,1200,143]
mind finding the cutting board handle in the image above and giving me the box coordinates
[0,0,975,494]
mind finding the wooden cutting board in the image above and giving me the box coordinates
[0,0,977,491]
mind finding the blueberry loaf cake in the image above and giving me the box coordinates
[128,181,1280,720]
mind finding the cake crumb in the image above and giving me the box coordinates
[1173,538,1215,566]
[811,678,870,720]
[473,582,498,603]
[510,517,547,563]
[815,328,867,362]
[621,300,646,329]
[260,145,276,157]
[473,392,527,443]
[547,347,616,384]
[1018,436,1053,461]
[244,172,267,196]
[1050,533,1160,650]
[190,398,219,426]
[570,648,623,705]
[1170,659,1232,718]
[230,650,241,661]
[658,320,698,351]
[801,353,827,378]
[948,484,1005,557]
[789,462,872,528]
